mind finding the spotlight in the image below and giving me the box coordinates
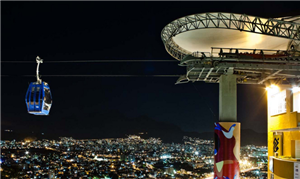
[292,86,300,93]
[266,85,279,95]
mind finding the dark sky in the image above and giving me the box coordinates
[1,1,299,137]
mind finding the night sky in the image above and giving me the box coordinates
[1,2,299,139]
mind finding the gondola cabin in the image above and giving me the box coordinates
[25,82,52,115]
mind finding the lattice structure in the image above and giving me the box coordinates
[161,12,300,61]
[161,13,300,85]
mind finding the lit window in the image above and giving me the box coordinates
[269,90,286,116]
[293,89,300,112]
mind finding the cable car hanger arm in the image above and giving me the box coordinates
[36,56,43,84]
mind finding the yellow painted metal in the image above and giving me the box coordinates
[273,158,294,179]
[267,86,300,178]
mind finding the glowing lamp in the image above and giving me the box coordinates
[266,84,279,95]
[292,86,300,93]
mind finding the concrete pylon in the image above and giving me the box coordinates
[219,74,237,122]
[214,71,240,179]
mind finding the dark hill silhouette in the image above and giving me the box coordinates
[1,110,266,146]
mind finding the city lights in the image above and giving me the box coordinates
[0,136,267,178]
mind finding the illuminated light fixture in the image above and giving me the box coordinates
[266,84,279,95]
[292,86,300,93]
[270,84,278,89]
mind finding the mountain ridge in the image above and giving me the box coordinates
[1,110,267,146]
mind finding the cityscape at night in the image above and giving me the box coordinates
[1,135,268,178]
[1,1,300,179]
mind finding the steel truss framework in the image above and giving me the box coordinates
[176,56,300,85]
[161,12,300,85]
[162,12,300,61]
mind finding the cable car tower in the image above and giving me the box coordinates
[161,12,300,179]
[25,56,52,115]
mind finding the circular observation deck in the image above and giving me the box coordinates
[161,12,300,61]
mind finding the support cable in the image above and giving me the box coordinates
[1,60,176,63]
[1,74,181,77]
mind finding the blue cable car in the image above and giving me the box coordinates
[25,56,52,115]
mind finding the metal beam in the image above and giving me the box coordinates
[197,68,205,81]
[186,67,195,80]
[204,68,213,81]
[218,62,300,71]
[257,70,283,84]
[180,57,300,67]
